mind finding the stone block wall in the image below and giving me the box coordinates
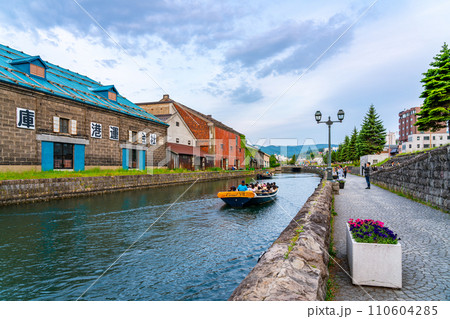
[371,145,449,211]
[0,83,167,169]
[229,179,332,301]
[0,169,269,206]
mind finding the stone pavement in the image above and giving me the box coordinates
[333,174,450,301]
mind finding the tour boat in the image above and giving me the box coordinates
[256,172,273,179]
[217,189,278,208]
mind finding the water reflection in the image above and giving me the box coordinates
[0,173,320,300]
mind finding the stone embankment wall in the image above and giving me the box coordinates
[229,180,333,301]
[371,145,449,212]
[348,166,360,175]
[0,170,269,206]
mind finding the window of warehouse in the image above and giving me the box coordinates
[30,63,45,78]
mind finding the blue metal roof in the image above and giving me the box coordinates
[90,85,119,94]
[0,44,168,126]
[10,55,48,68]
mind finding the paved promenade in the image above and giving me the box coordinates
[333,174,449,301]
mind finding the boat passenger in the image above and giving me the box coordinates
[228,186,237,191]
[237,181,248,191]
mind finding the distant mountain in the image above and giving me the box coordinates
[259,144,338,157]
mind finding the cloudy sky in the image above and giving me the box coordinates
[0,0,449,145]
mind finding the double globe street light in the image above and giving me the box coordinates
[315,109,345,181]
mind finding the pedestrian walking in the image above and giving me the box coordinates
[364,162,371,189]
[338,165,344,179]
[344,166,348,178]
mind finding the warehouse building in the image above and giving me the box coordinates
[0,44,168,172]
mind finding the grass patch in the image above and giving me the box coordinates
[284,226,304,259]
[374,157,390,167]
[395,143,449,157]
[373,182,447,213]
[326,195,338,301]
[0,166,242,181]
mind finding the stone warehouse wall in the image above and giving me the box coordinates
[371,145,449,212]
[0,169,269,206]
[229,180,333,301]
[0,83,167,169]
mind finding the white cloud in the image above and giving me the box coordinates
[0,0,449,145]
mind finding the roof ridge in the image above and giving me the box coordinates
[175,102,242,135]
[0,43,168,126]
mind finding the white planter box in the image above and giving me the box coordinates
[346,224,402,288]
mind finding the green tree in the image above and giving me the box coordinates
[269,154,280,167]
[415,42,450,132]
[348,127,359,162]
[341,135,350,162]
[322,151,328,165]
[336,144,343,162]
[331,150,337,163]
[310,152,315,160]
[288,154,297,165]
[357,105,386,156]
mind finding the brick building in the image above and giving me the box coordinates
[137,95,245,169]
[0,44,168,172]
[399,106,447,143]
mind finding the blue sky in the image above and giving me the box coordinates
[0,0,449,145]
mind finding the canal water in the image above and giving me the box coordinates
[0,173,320,300]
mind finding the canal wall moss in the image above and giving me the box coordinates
[229,178,333,301]
[0,169,271,206]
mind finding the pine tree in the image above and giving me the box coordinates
[416,43,450,132]
[348,127,359,162]
[322,151,328,164]
[341,135,350,162]
[336,145,342,162]
[331,150,337,163]
[357,105,386,156]
[289,154,297,165]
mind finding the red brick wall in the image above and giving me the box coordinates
[214,127,244,169]
[173,104,212,154]
[173,103,244,168]
[399,106,447,142]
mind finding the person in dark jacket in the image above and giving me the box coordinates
[364,162,371,189]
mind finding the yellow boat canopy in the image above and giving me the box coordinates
[217,191,255,199]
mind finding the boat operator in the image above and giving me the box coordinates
[237,180,248,191]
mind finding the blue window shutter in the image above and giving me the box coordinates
[74,144,85,171]
[122,148,129,170]
[139,150,146,170]
[41,141,54,171]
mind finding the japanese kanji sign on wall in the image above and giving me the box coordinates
[150,133,157,145]
[109,126,119,140]
[91,122,102,138]
[17,108,35,129]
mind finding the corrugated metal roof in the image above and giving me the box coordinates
[0,44,168,126]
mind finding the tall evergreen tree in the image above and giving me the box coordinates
[289,154,297,165]
[416,42,450,132]
[348,127,359,162]
[357,105,386,156]
[331,150,337,163]
[341,135,350,162]
[336,144,343,162]
[322,151,328,164]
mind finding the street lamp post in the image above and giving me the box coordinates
[315,109,345,181]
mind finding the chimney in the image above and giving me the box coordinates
[161,94,170,101]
